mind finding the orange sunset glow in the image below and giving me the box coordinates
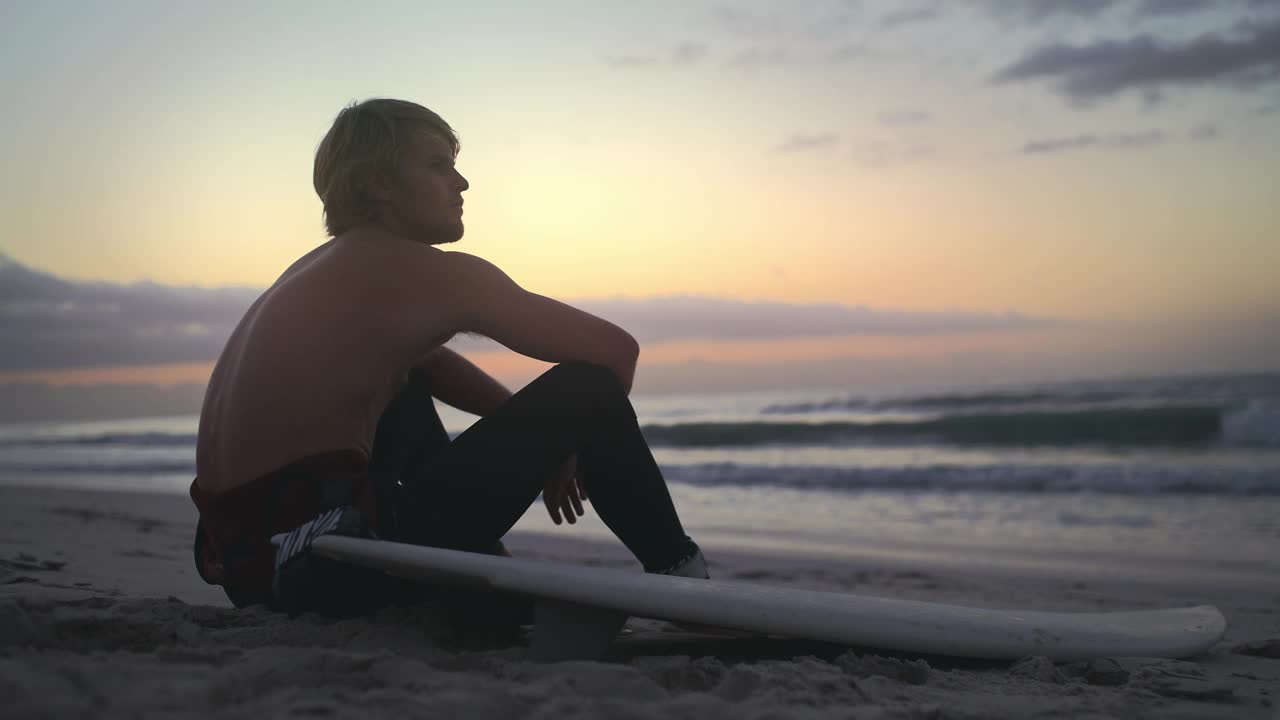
[2,1,1277,417]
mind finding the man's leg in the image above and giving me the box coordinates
[272,372,453,617]
[397,362,701,574]
[368,368,451,541]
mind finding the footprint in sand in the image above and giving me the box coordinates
[47,507,168,534]
[119,549,174,560]
[0,553,66,585]
[2,553,67,572]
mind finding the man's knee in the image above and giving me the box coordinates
[538,363,635,422]
[546,362,624,395]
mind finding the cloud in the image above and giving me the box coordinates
[706,6,784,38]
[773,132,840,152]
[1188,122,1219,140]
[977,0,1264,24]
[603,43,710,68]
[0,256,1060,372]
[0,382,207,424]
[602,54,660,68]
[0,257,258,371]
[880,6,940,28]
[992,17,1280,101]
[850,140,937,168]
[568,296,1060,344]
[1134,0,1216,17]
[1134,0,1280,18]
[827,42,873,62]
[727,46,793,68]
[876,109,932,126]
[975,0,1118,24]
[604,5,906,71]
[672,43,709,65]
[1018,129,1166,154]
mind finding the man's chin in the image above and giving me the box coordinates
[422,223,464,246]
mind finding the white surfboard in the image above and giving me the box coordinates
[277,535,1226,662]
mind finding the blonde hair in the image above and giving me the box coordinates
[313,98,459,238]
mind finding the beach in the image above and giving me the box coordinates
[2,483,1276,719]
[6,0,1280,714]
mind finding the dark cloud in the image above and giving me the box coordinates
[1136,0,1280,17]
[0,382,207,424]
[0,255,257,371]
[1018,129,1166,154]
[993,17,1280,100]
[774,132,840,152]
[876,109,932,126]
[1134,0,1217,17]
[977,0,1276,24]
[977,0,1119,24]
[0,255,1059,372]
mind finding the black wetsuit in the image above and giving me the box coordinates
[259,362,700,615]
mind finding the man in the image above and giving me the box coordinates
[191,99,707,615]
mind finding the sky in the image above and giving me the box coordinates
[1,0,1279,418]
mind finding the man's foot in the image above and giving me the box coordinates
[657,547,710,580]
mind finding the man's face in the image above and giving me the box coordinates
[377,132,469,245]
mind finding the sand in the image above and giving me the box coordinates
[1,484,1276,719]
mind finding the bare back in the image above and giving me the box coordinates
[197,226,642,496]
[195,232,460,495]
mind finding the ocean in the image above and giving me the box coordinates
[3,371,1278,585]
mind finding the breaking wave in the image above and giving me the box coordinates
[642,406,1226,448]
[661,462,1280,495]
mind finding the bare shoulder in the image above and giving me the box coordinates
[433,251,529,328]
[327,231,445,282]
[436,249,510,284]
[268,240,337,287]
[367,244,505,294]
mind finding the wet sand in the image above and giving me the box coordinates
[1,484,1277,719]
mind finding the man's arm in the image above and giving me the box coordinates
[418,347,511,416]
[443,252,640,394]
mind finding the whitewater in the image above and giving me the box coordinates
[2,371,1277,583]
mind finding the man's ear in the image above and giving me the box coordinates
[364,171,396,205]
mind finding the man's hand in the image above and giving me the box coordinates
[544,453,588,525]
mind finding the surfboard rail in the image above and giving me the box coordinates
[278,535,1226,662]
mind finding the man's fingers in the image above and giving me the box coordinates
[576,475,589,502]
[569,486,585,517]
[545,486,562,525]
[561,492,577,524]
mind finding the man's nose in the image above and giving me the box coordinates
[454,169,470,192]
